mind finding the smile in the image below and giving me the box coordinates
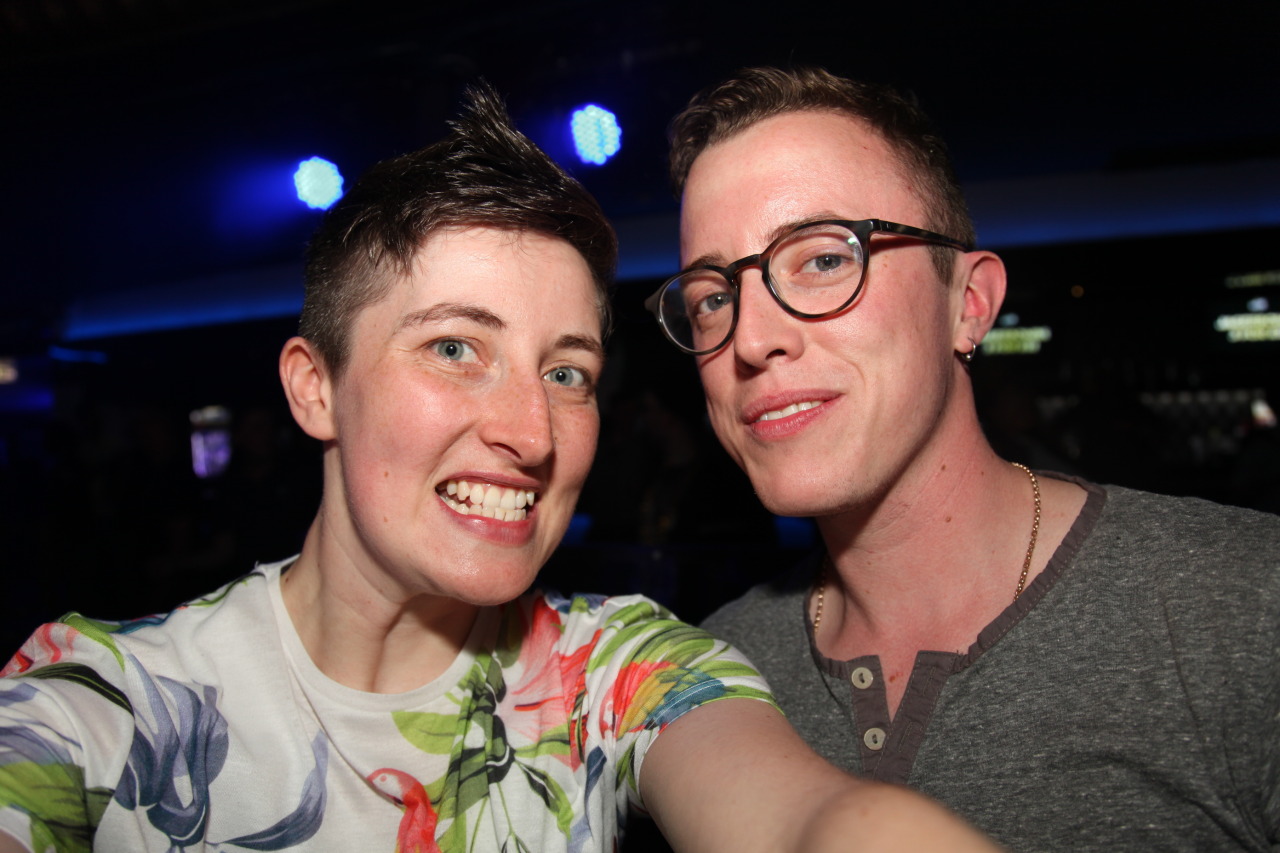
[438,479,537,521]
[755,400,821,422]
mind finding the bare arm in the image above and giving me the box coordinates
[641,698,1002,853]
[0,829,28,853]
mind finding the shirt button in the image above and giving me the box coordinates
[850,667,874,689]
[863,727,886,750]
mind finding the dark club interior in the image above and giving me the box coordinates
[3,0,1278,658]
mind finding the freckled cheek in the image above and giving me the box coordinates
[556,408,600,485]
[341,397,447,497]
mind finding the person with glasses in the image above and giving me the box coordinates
[0,84,1000,853]
[652,66,1280,851]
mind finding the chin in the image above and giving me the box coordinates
[442,558,545,608]
[755,492,817,518]
[756,485,855,520]
[460,587,528,608]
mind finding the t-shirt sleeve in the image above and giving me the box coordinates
[560,594,776,808]
[0,619,133,852]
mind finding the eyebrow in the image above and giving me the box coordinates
[681,212,845,272]
[557,333,605,360]
[395,302,604,359]
[395,302,505,334]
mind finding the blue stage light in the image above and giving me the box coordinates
[571,105,621,166]
[293,157,344,210]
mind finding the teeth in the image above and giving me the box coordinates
[757,400,821,422]
[438,480,536,521]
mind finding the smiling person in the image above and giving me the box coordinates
[0,86,999,853]
[647,66,1280,851]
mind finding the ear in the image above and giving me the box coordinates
[951,251,1007,354]
[279,336,337,441]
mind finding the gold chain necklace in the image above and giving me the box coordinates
[812,462,1042,635]
[1009,462,1041,601]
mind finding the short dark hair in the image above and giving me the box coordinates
[300,83,617,374]
[669,67,973,280]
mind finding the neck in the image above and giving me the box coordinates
[281,513,479,694]
[815,421,1040,648]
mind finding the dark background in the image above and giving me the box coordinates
[3,0,1279,658]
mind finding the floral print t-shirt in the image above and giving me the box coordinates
[0,559,773,852]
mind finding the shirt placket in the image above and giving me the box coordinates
[844,657,892,774]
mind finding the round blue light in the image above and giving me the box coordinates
[294,157,344,210]
[571,105,622,166]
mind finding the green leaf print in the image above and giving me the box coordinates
[84,787,111,833]
[494,605,528,668]
[408,654,515,835]
[22,663,131,715]
[516,763,572,835]
[397,644,585,852]
[393,711,460,755]
[594,617,716,671]
[435,812,467,851]
[0,761,111,853]
[513,724,571,760]
[615,741,639,794]
[58,616,126,671]
[505,834,534,853]
[722,685,775,704]
[693,658,770,680]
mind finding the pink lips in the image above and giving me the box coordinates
[742,393,833,440]
[437,473,543,545]
[441,496,537,546]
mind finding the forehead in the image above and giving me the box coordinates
[680,111,922,258]
[352,226,602,342]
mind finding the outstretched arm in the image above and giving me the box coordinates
[641,698,1001,853]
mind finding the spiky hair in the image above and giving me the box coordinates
[300,82,616,373]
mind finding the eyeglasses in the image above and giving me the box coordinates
[645,218,972,355]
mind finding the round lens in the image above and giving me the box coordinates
[661,269,736,353]
[768,223,866,316]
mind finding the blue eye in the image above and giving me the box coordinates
[545,366,589,388]
[432,339,477,362]
[807,254,846,273]
[696,291,734,316]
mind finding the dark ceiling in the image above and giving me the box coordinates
[4,0,1280,352]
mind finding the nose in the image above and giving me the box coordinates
[729,271,804,368]
[481,372,555,467]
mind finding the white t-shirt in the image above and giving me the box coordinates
[0,560,772,852]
